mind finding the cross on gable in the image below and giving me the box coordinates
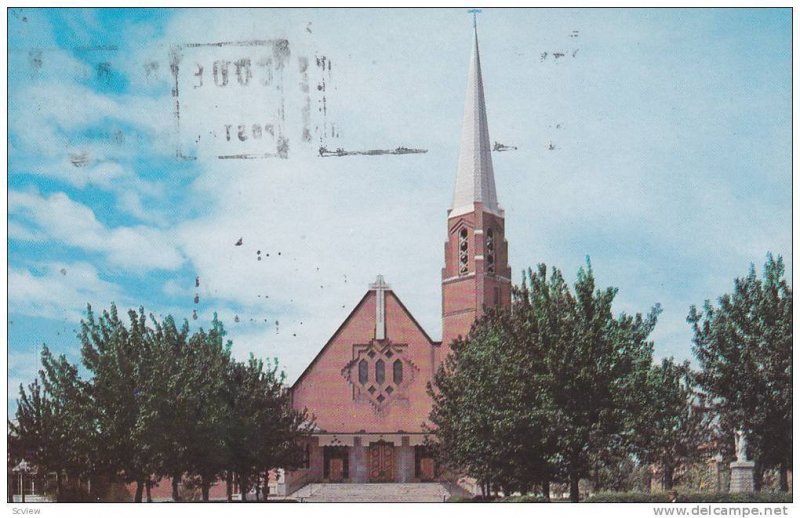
[369,275,391,340]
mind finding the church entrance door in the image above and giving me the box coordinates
[419,458,435,481]
[329,458,344,482]
[323,446,349,482]
[368,441,394,482]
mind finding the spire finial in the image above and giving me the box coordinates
[468,8,481,30]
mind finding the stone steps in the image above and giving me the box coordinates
[289,482,461,502]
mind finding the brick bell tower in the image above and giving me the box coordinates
[441,21,512,357]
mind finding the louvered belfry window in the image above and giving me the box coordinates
[459,227,469,275]
[486,228,495,274]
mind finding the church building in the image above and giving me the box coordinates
[284,23,511,493]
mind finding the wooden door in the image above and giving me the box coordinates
[329,458,344,482]
[419,457,435,481]
[368,442,394,482]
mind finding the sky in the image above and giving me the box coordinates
[7,8,792,416]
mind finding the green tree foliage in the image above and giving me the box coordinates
[145,315,191,501]
[429,261,663,502]
[632,358,709,490]
[11,304,310,502]
[688,254,792,491]
[428,307,554,497]
[223,356,311,501]
[532,261,660,501]
[181,317,235,501]
[9,346,89,501]
[79,305,157,501]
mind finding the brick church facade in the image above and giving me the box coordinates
[283,24,511,493]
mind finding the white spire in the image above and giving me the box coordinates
[450,21,502,218]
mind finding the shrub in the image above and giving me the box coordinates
[501,494,550,503]
[447,494,549,503]
[585,492,671,503]
[585,492,792,503]
[677,493,792,503]
[446,496,473,502]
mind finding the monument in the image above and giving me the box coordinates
[729,430,755,493]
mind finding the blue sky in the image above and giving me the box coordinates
[7,8,792,416]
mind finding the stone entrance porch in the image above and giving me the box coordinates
[282,433,436,495]
[288,482,469,503]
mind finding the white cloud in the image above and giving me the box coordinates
[8,39,176,224]
[7,9,791,388]
[9,190,185,271]
[8,261,126,321]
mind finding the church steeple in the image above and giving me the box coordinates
[441,17,511,358]
[450,20,501,218]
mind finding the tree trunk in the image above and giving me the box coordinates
[226,471,233,502]
[542,478,550,502]
[593,463,601,493]
[663,462,674,491]
[569,470,580,503]
[780,462,789,492]
[239,473,247,502]
[201,475,210,501]
[753,462,763,493]
[146,479,152,502]
[255,472,261,501]
[264,472,270,501]
[134,479,144,503]
[171,474,180,502]
[56,472,63,502]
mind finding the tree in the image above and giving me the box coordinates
[10,346,89,501]
[429,260,660,501]
[224,359,265,501]
[529,261,659,501]
[247,358,311,500]
[79,304,160,502]
[632,358,708,490]
[688,254,792,491]
[145,315,192,502]
[12,304,313,502]
[427,307,555,497]
[180,316,232,501]
[223,356,311,501]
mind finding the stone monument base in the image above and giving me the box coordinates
[729,461,755,493]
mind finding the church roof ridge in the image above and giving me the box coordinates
[450,20,502,218]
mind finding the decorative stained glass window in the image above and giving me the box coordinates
[375,359,385,384]
[393,359,403,384]
[358,359,369,384]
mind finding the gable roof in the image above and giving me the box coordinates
[290,287,436,391]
